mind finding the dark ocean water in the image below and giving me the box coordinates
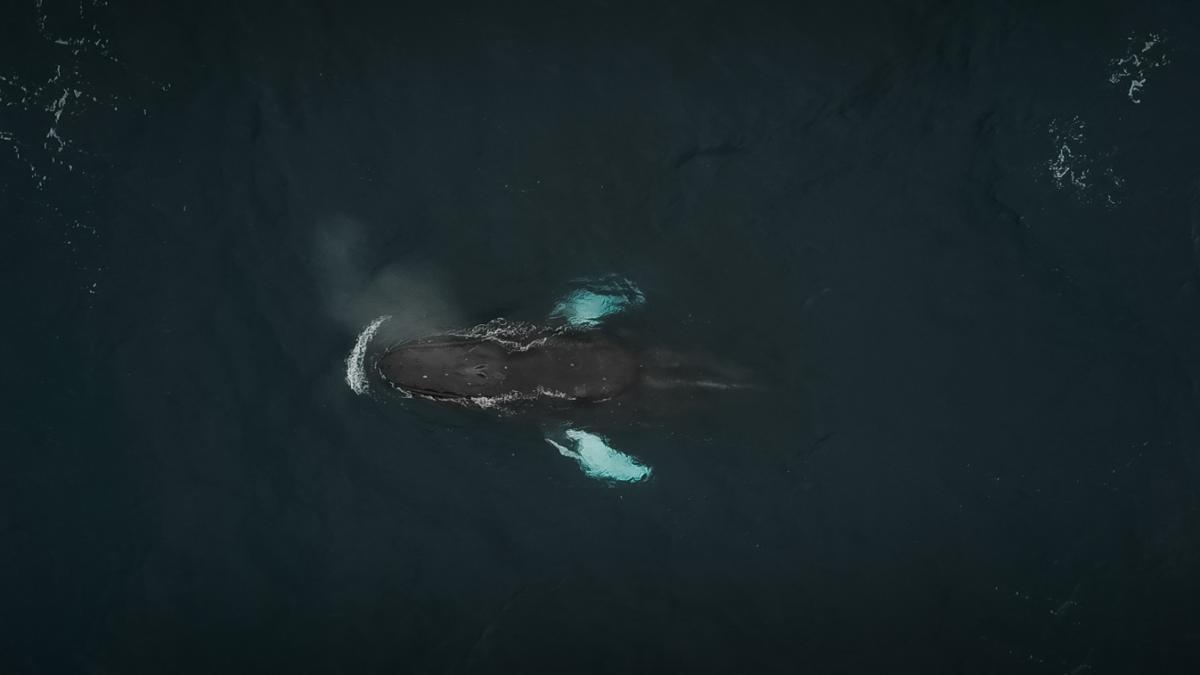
[4,1,1200,673]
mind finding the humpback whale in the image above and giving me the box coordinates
[347,276,753,482]
[377,323,751,407]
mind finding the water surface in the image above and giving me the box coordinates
[4,1,1200,673]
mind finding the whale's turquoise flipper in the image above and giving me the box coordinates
[544,428,652,483]
[548,275,646,328]
[545,278,650,481]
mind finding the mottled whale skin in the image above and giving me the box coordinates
[378,331,640,402]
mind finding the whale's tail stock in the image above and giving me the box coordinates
[638,346,762,392]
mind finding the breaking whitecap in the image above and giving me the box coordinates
[345,315,391,395]
[1044,116,1123,208]
[1108,32,1170,104]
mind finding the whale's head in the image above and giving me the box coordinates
[378,337,511,399]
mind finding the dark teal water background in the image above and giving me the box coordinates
[3,1,1200,672]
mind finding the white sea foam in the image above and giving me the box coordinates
[345,315,390,395]
[1108,32,1169,104]
[2,0,170,300]
[1046,116,1090,192]
[450,318,550,351]
[464,386,570,411]
[1044,116,1122,208]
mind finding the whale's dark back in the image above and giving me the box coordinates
[378,333,639,402]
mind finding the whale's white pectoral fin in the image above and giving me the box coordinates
[544,428,652,483]
[548,275,646,328]
[545,438,578,459]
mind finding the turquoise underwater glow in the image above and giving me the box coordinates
[546,429,652,483]
[549,277,646,327]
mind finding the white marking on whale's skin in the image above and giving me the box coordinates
[642,376,754,391]
[346,315,391,394]
[546,429,652,483]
